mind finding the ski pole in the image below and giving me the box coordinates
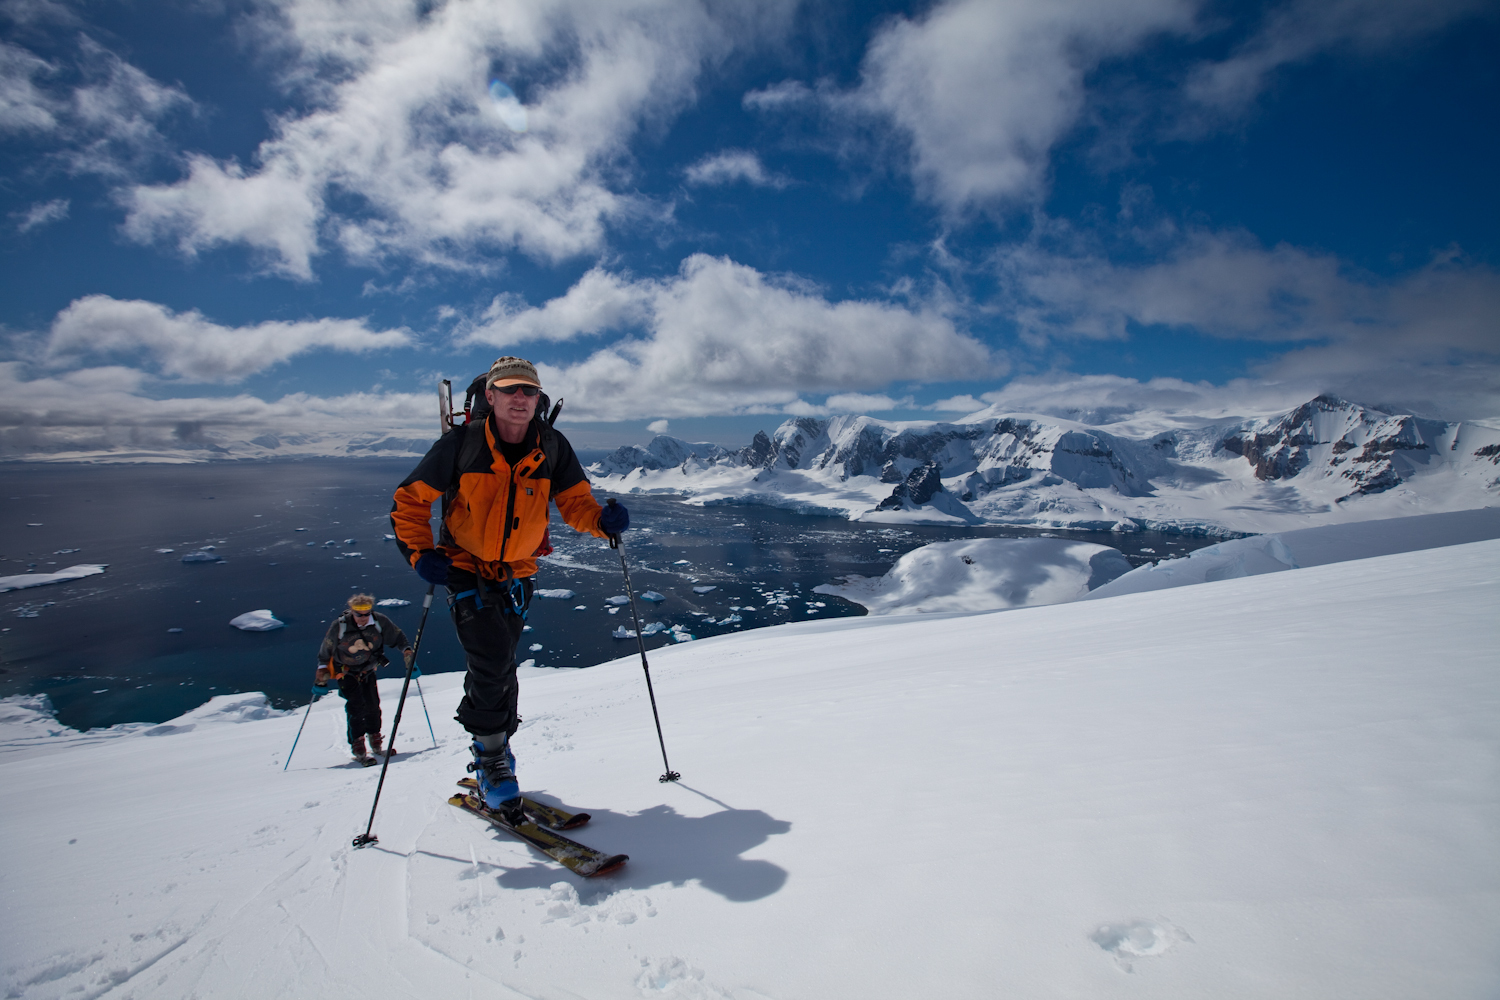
[353,584,437,849]
[283,685,326,771]
[413,670,437,748]
[607,499,681,783]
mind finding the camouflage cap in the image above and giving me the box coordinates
[486,356,541,389]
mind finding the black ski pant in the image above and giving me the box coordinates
[337,668,381,746]
[448,570,533,738]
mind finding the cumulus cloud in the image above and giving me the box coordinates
[684,149,789,188]
[646,418,669,433]
[121,0,799,279]
[831,0,1195,213]
[462,253,1002,420]
[1184,0,1493,117]
[41,295,412,382]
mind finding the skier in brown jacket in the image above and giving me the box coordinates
[315,593,411,764]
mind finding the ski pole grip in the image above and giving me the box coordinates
[606,498,621,549]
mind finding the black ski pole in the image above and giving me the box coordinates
[283,685,326,771]
[607,499,681,783]
[353,584,437,848]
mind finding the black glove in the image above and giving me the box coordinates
[414,549,451,586]
[599,501,629,535]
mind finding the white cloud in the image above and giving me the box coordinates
[1184,0,1493,116]
[0,40,59,134]
[0,36,194,177]
[684,149,789,188]
[646,418,669,433]
[0,362,437,457]
[121,0,800,279]
[13,197,68,232]
[990,233,1500,420]
[929,394,985,413]
[846,0,1196,213]
[41,295,412,382]
[466,253,1003,420]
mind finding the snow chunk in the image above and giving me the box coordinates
[229,610,284,631]
[0,564,107,593]
[815,537,1131,615]
[536,589,577,599]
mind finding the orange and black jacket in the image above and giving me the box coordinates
[391,415,608,581]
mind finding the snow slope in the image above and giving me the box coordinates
[1089,505,1500,600]
[591,396,1500,535]
[2,541,1497,999]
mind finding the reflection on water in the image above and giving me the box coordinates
[0,461,1218,729]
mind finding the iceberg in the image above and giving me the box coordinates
[229,610,284,631]
[0,564,108,593]
[536,589,577,599]
[181,550,223,564]
[605,595,630,605]
[640,591,666,602]
[376,598,411,607]
[692,585,716,594]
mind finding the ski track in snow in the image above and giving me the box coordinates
[2,537,1498,998]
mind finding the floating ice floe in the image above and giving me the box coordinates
[605,595,630,605]
[382,533,395,541]
[574,605,587,610]
[529,643,543,651]
[692,586,716,594]
[669,624,695,642]
[536,589,576,599]
[376,598,411,607]
[334,552,362,559]
[673,559,691,565]
[181,550,223,564]
[612,622,667,639]
[0,564,108,593]
[344,538,357,545]
[640,591,666,602]
[155,548,175,553]
[229,610,284,631]
[168,628,183,633]
[295,528,308,532]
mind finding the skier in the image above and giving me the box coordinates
[315,593,412,764]
[390,356,629,824]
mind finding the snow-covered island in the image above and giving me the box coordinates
[589,395,1500,535]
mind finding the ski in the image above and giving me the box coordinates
[454,778,591,830]
[447,793,627,877]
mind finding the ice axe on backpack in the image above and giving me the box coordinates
[607,498,681,784]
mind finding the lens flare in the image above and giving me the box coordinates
[487,79,528,134]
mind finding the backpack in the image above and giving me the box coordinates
[439,374,565,559]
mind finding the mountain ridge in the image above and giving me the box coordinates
[588,395,1500,535]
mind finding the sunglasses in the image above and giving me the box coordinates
[492,383,540,396]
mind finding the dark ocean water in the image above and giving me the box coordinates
[0,460,1217,730]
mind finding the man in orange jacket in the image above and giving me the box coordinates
[391,356,629,822]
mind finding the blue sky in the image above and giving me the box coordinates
[2,0,1497,455]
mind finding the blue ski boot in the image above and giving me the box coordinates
[468,738,524,825]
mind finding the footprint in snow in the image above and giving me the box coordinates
[1091,918,1192,972]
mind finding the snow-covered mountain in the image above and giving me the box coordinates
[589,396,1500,535]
